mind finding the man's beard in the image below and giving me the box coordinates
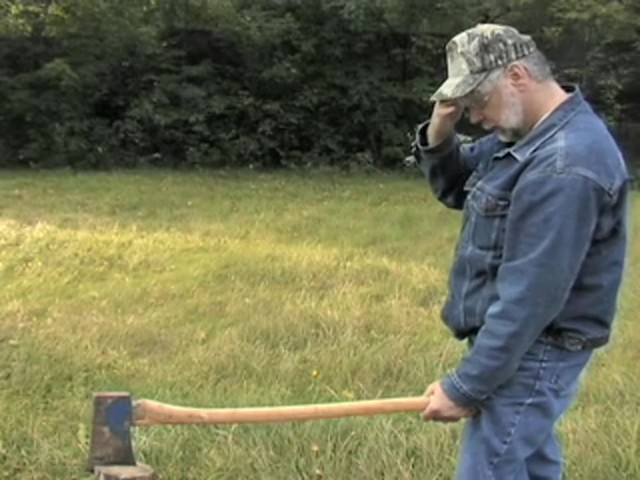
[495,88,525,143]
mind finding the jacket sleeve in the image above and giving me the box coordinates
[412,121,498,210]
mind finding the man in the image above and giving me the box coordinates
[412,24,630,479]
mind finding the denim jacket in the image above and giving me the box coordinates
[412,85,630,407]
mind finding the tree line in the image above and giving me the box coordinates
[0,0,638,170]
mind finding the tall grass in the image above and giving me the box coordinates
[0,171,638,479]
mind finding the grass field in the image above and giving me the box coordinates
[0,170,638,479]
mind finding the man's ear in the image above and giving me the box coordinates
[506,63,529,91]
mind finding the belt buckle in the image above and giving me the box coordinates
[561,333,585,352]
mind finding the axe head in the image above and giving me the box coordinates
[87,392,136,471]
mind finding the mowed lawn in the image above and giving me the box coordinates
[0,171,638,480]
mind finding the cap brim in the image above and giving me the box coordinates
[430,72,488,102]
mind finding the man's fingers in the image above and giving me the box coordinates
[422,406,461,423]
[434,100,464,119]
[464,407,480,417]
[421,404,434,422]
[422,405,479,422]
[423,382,438,397]
[421,381,480,422]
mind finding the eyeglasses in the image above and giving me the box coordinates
[459,89,491,112]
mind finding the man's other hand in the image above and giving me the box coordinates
[421,381,478,422]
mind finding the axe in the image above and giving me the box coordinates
[88,391,428,471]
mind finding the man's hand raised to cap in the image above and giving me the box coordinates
[427,100,464,148]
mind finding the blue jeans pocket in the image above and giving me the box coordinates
[545,346,593,396]
[493,343,551,399]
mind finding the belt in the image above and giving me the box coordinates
[538,330,609,352]
[466,329,608,352]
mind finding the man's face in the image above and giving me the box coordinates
[460,76,526,143]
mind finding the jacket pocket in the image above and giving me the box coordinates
[466,184,511,252]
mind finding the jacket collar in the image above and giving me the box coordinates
[494,84,588,162]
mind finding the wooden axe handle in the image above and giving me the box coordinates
[133,396,428,426]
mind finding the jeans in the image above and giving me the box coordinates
[456,340,593,480]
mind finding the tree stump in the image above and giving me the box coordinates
[94,463,157,480]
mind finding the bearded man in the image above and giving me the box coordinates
[412,24,630,480]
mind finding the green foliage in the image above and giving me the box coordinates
[0,0,638,169]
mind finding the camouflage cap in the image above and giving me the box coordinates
[431,24,537,102]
